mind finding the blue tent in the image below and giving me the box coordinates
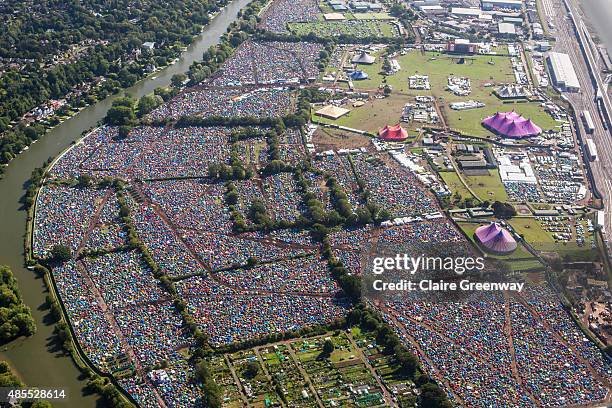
[349,70,369,80]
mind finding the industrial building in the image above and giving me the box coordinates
[419,4,445,15]
[481,0,522,10]
[497,22,518,38]
[447,38,479,54]
[547,52,581,91]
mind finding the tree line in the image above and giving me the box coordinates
[0,265,36,343]
[0,0,230,176]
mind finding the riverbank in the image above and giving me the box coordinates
[0,0,253,406]
[580,0,612,66]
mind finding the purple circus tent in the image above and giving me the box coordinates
[481,111,542,138]
[474,222,517,254]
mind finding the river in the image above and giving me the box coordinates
[0,0,251,405]
[581,0,612,58]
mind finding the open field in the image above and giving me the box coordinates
[312,94,412,133]
[460,217,595,266]
[354,50,514,93]
[464,170,509,202]
[352,12,395,20]
[312,127,372,149]
[349,50,558,137]
[457,221,544,271]
[443,101,559,136]
[508,217,556,245]
[439,169,508,203]
[509,217,598,260]
[439,171,475,200]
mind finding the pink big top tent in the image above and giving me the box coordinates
[481,111,542,138]
[379,124,408,141]
[474,222,517,254]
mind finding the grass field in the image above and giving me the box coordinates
[439,171,475,200]
[464,170,509,202]
[457,221,544,271]
[313,94,411,133]
[348,50,558,137]
[509,217,599,260]
[352,12,395,20]
[508,217,555,246]
[444,101,559,136]
[354,50,514,93]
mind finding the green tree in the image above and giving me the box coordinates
[0,361,23,387]
[50,244,72,262]
[171,73,188,88]
[137,94,162,117]
[77,174,93,187]
[322,339,334,356]
[492,201,516,219]
[420,382,452,408]
[31,401,53,408]
[105,105,135,126]
[244,361,259,379]
[104,97,136,126]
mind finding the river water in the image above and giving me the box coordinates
[581,0,612,57]
[0,0,250,405]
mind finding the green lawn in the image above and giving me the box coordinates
[509,217,599,260]
[445,101,559,137]
[330,349,355,363]
[352,12,395,20]
[355,50,514,93]
[313,94,410,133]
[508,217,555,246]
[457,221,543,270]
[439,171,475,200]
[348,50,558,137]
[464,170,509,202]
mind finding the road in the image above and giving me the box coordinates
[542,0,612,244]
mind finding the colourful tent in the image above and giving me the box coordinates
[379,124,408,141]
[349,70,369,80]
[474,222,517,254]
[352,51,376,64]
[481,111,542,138]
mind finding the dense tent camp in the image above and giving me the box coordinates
[379,124,408,141]
[349,70,369,80]
[474,222,517,254]
[352,51,376,64]
[481,111,542,138]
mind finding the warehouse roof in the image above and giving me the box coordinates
[547,52,581,91]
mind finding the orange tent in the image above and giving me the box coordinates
[379,124,408,141]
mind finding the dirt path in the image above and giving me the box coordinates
[378,307,467,406]
[225,354,251,407]
[131,183,341,299]
[75,261,168,408]
[253,347,287,408]
[75,189,113,256]
[284,341,326,408]
[503,292,541,407]
[345,330,398,407]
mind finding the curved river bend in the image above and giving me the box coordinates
[0,0,251,405]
